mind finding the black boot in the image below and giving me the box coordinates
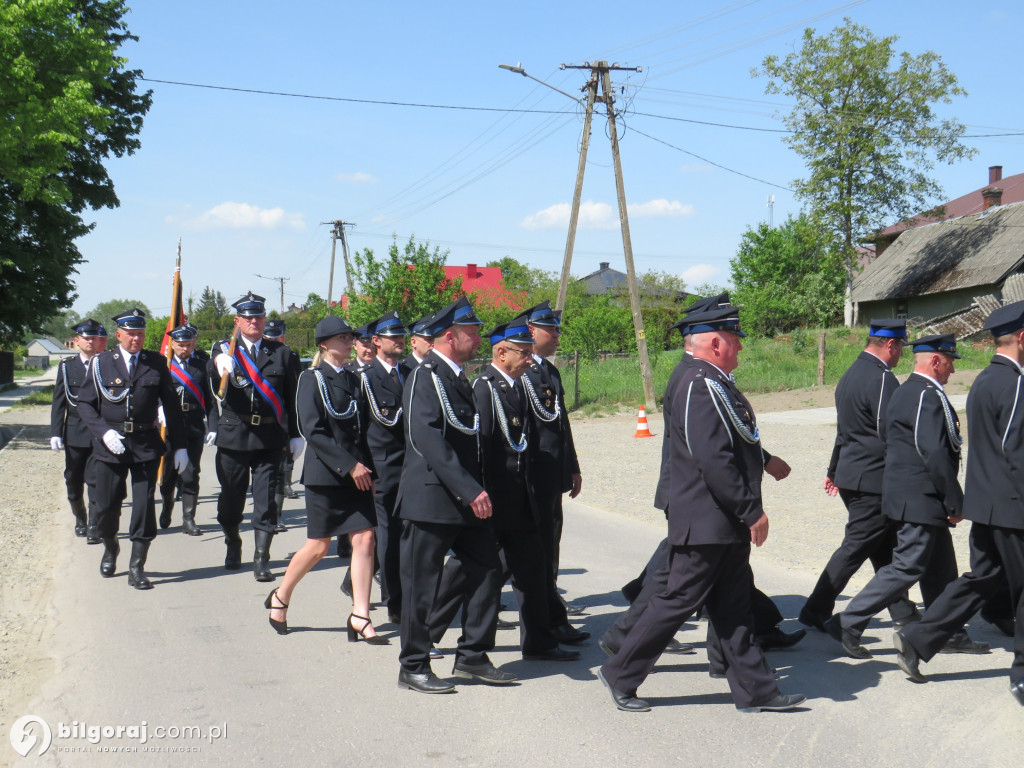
[100,538,119,577]
[224,526,242,570]
[284,481,299,500]
[274,492,287,533]
[127,540,153,590]
[181,493,201,536]
[86,501,100,544]
[159,494,173,529]
[253,529,275,582]
[70,498,87,537]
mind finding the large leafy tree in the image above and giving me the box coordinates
[754,19,975,319]
[731,214,845,336]
[190,286,229,330]
[0,0,152,344]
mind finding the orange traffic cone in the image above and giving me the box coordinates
[633,405,655,438]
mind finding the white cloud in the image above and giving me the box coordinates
[629,199,695,218]
[336,171,378,184]
[679,163,714,174]
[682,264,720,285]
[190,202,305,232]
[520,199,693,230]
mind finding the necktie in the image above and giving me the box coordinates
[128,355,136,378]
[458,370,469,387]
[391,367,402,385]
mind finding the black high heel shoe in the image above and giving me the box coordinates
[347,613,389,645]
[264,588,288,635]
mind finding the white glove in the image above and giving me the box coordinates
[102,429,126,455]
[157,405,166,427]
[50,436,64,451]
[214,353,235,377]
[204,432,217,446]
[173,448,189,472]
[289,437,305,462]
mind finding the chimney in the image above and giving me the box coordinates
[982,187,1003,210]
[989,165,1003,185]
[466,263,476,278]
[599,261,609,270]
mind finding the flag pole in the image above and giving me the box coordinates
[156,240,183,486]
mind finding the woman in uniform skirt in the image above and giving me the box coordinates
[265,316,387,644]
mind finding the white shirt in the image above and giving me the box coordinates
[431,348,463,377]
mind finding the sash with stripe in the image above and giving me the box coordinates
[232,345,285,424]
[170,359,207,414]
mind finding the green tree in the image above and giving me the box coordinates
[345,236,461,327]
[730,214,845,336]
[486,256,556,301]
[87,299,151,329]
[0,0,151,344]
[754,19,975,311]
[191,286,229,330]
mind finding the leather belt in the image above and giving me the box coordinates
[107,420,158,434]
[181,402,195,412]
[222,409,271,427]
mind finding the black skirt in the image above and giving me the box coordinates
[304,484,376,539]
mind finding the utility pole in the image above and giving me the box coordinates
[323,220,356,306]
[508,60,654,411]
[767,194,776,228]
[255,274,288,315]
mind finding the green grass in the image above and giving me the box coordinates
[562,327,996,411]
[11,386,54,408]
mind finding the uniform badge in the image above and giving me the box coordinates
[545,388,552,396]
[511,416,521,426]
[544,399,553,409]
[381,408,389,416]
[115,378,123,385]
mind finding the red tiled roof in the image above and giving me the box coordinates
[445,264,523,310]
[878,171,1024,238]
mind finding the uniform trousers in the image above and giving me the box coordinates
[536,490,570,625]
[160,430,204,498]
[839,520,961,638]
[93,458,159,542]
[602,536,782,658]
[399,520,501,674]
[902,523,1024,683]
[803,489,918,624]
[601,543,779,708]
[427,529,559,654]
[63,445,96,505]
[374,487,401,613]
[215,447,280,532]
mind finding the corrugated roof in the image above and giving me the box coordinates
[852,201,1024,302]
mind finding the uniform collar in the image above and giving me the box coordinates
[377,356,397,375]
[911,371,945,391]
[490,364,517,387]
[431,348,462,377]
[995,352,1023,374]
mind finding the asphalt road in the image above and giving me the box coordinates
[9,434,1020,768]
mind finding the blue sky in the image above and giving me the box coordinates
[73,0,1024,318]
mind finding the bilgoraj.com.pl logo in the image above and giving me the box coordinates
[10,715,227,757]
[10,716,52,757]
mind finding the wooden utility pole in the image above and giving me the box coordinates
[556,73,598,313]
[323,220,356,305]
[255,274,288,315]
[555,60,654,411]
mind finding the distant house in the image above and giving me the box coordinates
[852,198,1024,337]
[25,337,76,367]
[445,263,523,311]
[577,262,691,303]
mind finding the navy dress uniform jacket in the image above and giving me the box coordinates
[360,357,406,493]
[667,359,764,544]
[473,366,536,532]
[881,372,964,525]
[523,357,579,497]
[208,338,299,451]
[170,353,219,437]
[828,351,899,493]
[77,349,185,462]
[964,355,1024,530]
[295,362,373,488]
[397,351,484,526]
[51,356,94,448]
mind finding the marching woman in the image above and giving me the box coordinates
[265,316,387,644]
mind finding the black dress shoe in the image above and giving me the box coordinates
[939,634,990,654]
[1010,679,1024,707]
[74,521,87,537]
[523,647,581,662]
[893,631,927,683]
[452,660,517,685]
[86,526,101,544]
[797,607,826,632]
[738,693,806,713]
[428,646,443,660]
[597,669,650,712]
[756,627,807,650]
[564,602,586,616]
[398,670,455,694]
[496,617,515,630]
[552,624,590,644]
[891,611,922,631]
[823,616,871,659]
[664,639,697,655]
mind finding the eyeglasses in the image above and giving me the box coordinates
[501,345,533,358]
